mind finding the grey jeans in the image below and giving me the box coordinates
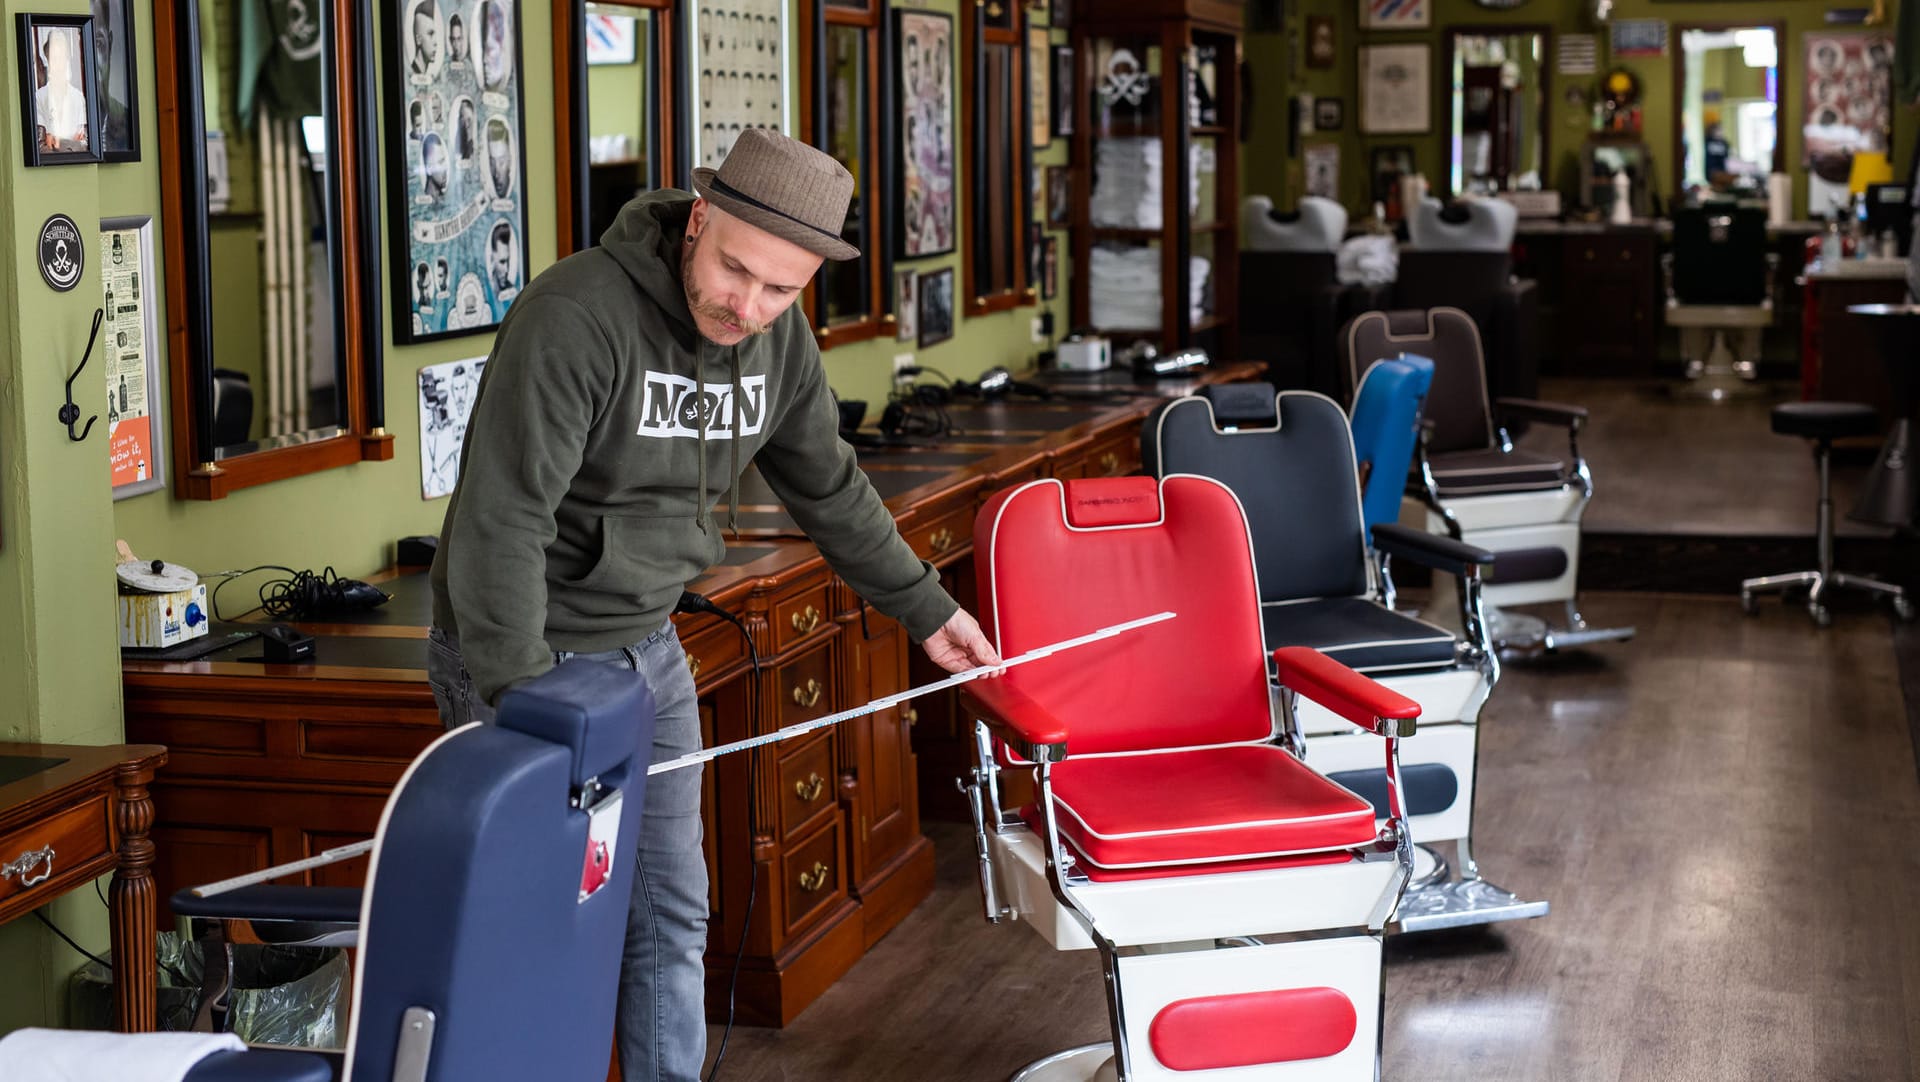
[427,623,708,1082]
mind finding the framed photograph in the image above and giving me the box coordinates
[1041,234,1058,300]
[689,0,789,169]
[90,0,138,161]
[895,9,955,259]
[1051,44,1074,138]
[894,268,918,342]
[100,215,164,498]
[586,13,638,65]
[1046,164,1070,225]
[917,266,954,349]
[1361,0,1428,30]
[1305,143,1339,199]
[1370,144,1416,219]
[17,13,101,166]
[1028,25,1051,148]
[1313,97,1343,131]
[1305,15,1335,69]
[418,355,487,499]
[1361,44,1430,135]
[384,0,531,343]
[1050,0,1069,30]
[1028,221,1043,285]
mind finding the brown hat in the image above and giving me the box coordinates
[692,130,859,262]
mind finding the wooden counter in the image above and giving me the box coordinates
[122,364,1256,1027]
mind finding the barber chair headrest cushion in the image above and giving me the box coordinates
[1407,196,1517,251]
[1242,194,1348,252]
[1064,475,1162,528]
[498,660,657,786]
[1197,382,1281,428]
[1341,308,1492,456]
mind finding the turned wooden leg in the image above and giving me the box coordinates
[110,756,162,1033]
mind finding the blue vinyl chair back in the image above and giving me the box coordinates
[1349,355,1434,542]
[345,660,654,1082]
[1143,383,1372,603]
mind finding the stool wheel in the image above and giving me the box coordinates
[1740,589,1758,615]
[1896,597,1916,622]
[1810,603,1832,628]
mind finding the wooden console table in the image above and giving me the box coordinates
[0,742,168,1032]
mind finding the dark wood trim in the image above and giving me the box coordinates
[1669,21,1787,202]
[553,0,583,257]
[963,5,1032,318]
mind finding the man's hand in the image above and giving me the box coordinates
[921,607,1001,674]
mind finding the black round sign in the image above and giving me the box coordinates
[37,214,84,293]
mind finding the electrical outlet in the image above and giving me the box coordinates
[893,353,915,381]
[1031,317,1046,344]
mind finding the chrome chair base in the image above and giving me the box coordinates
[1741,569,1916,627]
[1392,874,1551,934]
[1009,1042,1118,1082]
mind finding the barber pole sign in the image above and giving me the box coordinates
[1361,0,1428,29]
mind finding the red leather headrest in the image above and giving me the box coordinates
[1063,476,1160,528]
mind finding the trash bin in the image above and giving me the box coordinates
[69,930,348,1048]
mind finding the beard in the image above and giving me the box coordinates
[682,233,770,339]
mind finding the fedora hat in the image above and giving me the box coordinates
[692,130,859,261]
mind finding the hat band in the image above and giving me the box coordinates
[706,175,846,247]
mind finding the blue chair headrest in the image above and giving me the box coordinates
[1198,382,1280,428]
[498,660,656,785]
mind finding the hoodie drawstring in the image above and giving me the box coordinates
[695,351,710,534]
[727,347,742,537]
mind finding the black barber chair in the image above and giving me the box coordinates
[1665,202,1772,399]
[1342,307,1635,653]
[1142,382,1548,930]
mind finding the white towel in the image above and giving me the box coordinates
[0,1028,246,1082]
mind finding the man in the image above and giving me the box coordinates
[427,129,998,1082]
[89,0,131,152]
[486,122,513,199]
[456,99,476,161]
[435,259,450,296]
[447,12,467,64]
[422,134,449,199]
[409,0,439,76]
[487,221,517,294]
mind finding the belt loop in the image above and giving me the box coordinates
[621,645,640,671]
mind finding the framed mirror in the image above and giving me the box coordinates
[962,0,1030,315]
[557,0,673,255]
[1675,24,1783,205]
[156,0,389,499]
[1445,26,1550,197]
[806,0,886,344]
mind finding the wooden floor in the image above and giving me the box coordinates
[702,593,1920,1081]
[1519,379,1883,540]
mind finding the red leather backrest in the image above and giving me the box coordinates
[973,475,1274,755]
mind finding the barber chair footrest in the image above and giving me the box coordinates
[1490,609,1634,654]
[1391,876,1550,934]
[1010,1043,1118,1082]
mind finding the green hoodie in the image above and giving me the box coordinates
[430,190,957,704]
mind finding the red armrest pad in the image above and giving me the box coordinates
[1271,646,1421,732]
[961,679,1070,749]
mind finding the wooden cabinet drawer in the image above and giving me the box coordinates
[902,504,972,565]
[776,647,835,729]
[0,795,110,912]
[781,817,843,936]
[777,733,836,842]
[772,582,833,654]
[679,618,744,688]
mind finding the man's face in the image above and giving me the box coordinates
[436,263,448,291]
[488,137,510,192]
[680,201,823,347]
[45,32,70,86]
[449,20,465,59]
[90,0,111,67]
[491,237,513,287]
[413,9,437,65]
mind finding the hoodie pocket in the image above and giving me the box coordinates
[571,514,727,598]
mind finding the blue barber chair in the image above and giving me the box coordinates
[1142,382,1548,931]
[155,660,654,1081]
[1349,355,1435,545]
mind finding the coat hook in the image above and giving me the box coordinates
[59,308,103,443]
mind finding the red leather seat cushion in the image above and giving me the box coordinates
[1038,745,1378,869]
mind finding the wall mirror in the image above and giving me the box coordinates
[812,17,877,334]
[1445,27,1549,197]
[962,0,1029,315]
[558,0,671,253]
[156,0,388,499]
[1674,24,1781,203]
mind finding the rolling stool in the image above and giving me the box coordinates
[1742,402,1915,626]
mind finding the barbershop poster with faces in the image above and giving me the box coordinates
[386,0,530,342]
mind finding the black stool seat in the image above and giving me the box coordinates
[1773,401,1877,440]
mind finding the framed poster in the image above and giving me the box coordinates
[1028,25,1050,148]
[895,9,955,258]
[16,12,101,166]
[91,0,138,161]
[894,268,918,342]
[1040,234,1058,300]
[1361,0,1427,31]
[1306,16,1335,70]
[101,215,164,498]
[1051,44,1074,138]
[1305,143,1339,199]
[419,356,487,498]
[1360,44,1429,135]
[1313,97,1343,131]
[689,0,789,169]
[384,0,530,343]
[917,266,954,349]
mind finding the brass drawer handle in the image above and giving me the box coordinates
[790,605,821,635]
[902,706,919,724]
[1584,249,1595,261]
[928,527,954,553]
[2,845,54,888]
[1098,451,1120,475]
[797,861,830,892]
[791,678,824,708]
[793,772,825,802]
[686,655,702,679]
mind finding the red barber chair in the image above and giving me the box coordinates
[958,474,1419,1081]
